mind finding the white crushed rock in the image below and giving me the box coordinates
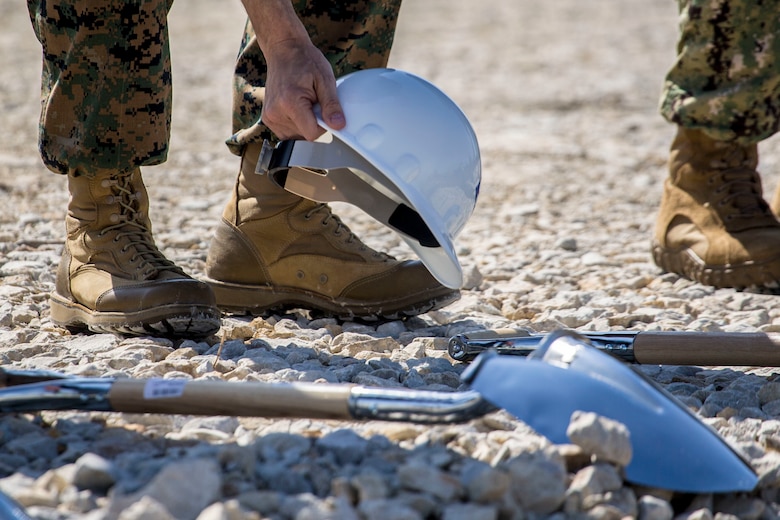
[2,0,780,518]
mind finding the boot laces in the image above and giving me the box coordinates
[304,203,391,259]
[708,147,771,222]
[98,174,184,278]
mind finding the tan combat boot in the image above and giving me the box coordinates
[51,169,221,336]
[652,127,780,288]
[204,143,460,319]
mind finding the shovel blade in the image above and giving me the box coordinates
[463,331,757,493]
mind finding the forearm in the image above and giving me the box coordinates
[240,0,310,53]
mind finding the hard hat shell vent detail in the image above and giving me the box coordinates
[267,68,481,289]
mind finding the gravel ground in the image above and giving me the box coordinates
[3,1,780,519]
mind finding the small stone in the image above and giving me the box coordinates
[556,237,577,251]
[72,453,116,491]
[397,462,462,501]
[441,503,498,520]
[0,260,46,276]
[580,252,610,266]
[552,443,592,473]
[4,432,59,461]
[11,305,37,325]
[205,339,247,359]
[351,472,389,501]
[567,463,623,503]
[296,496,360,520]
[358,498,423,520]
[394,491,437,517]
[107,458,221,520]
[182,416,240,435]
[242,349,291,371]
[582,487,638,518]
[375,424,424,443]
[714,496,766,520]
[118,496,176,520]
[464,466,509,503]
[329,333,387,353]
[566,411,633,467]
[547,306,598,328]
[352,373,404,388]
[503,448,567,514]
[195,501,242,520]
[401,340,427,359]
[637,495,674,520]
[676,508,715,520]
[236,490,282,515]
[758,382,780,406]
[256,433,312,464]
[462,265,484,290]
[376,321,407,338]
[316,429,369,465]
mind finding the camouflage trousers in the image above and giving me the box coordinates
[26,0,401,175]
[659,0,780,144]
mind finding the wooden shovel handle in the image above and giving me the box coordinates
[108,379,355,419]
[634,331,780,366]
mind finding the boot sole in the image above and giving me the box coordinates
[202,278,461,320]
[652,240,780,289]
[50,293,221,338]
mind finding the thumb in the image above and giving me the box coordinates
[317,85,346,130]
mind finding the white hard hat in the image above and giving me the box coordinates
[256,68,481,289]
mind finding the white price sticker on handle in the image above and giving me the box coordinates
[143,379,187,399]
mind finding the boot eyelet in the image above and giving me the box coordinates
[319,274,328,284]
[296,270,305,279]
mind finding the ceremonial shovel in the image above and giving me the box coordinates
[0,331,756,493]
[449,328,780,365]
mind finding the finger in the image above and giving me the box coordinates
[321,102,345,130]
[315,79,346,131]
[261,101,320,141]
[287,101,325,141]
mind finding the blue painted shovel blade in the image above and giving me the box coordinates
[463,330,757,493]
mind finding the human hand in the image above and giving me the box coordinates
[240,0,346,141]
[261,38,346,141]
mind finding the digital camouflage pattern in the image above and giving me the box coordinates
[660,0,780,144]
[27,0,174,176]
[228,0,402,154]
[26,0,400,174]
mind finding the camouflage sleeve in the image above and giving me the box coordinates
[227,0,402,155]
[659,0,780,144]
[27,0,174,175]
